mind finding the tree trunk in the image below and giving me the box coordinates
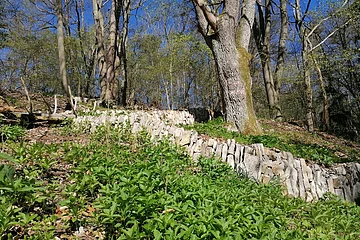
[102,0,119,107]
[119,0,130,106]
[56,0,69,98]
[92,0,107,100]
[302,38,314,132]
[294,0,314,132]
[273,0,288,122]
[254,0,282,120]
[192,0,261,134]
[312,54,329,131]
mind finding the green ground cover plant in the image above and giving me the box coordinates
[183,117,359,164]
[0,125,26,142]
[0,123,359,239]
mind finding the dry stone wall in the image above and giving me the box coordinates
[74,110,360,203]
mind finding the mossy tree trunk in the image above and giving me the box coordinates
[192,0,261,135]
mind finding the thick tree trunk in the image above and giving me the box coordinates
[211,17,249,130]
[102,0,119,107]
[192,0,261,134]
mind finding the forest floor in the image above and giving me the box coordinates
[1,91,360,239]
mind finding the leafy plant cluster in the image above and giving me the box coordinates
[183,118,358,164]
[0,125,26,142]
[0,124,360,239]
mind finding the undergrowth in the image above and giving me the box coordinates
[0,123,359,239]
[183,117,359,164]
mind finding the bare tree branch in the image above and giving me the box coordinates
[192,0,217,32]
[309,18,353,52]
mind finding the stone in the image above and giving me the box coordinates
[272,162,285,177]
[193,139,203,153]
[313,165,328,199]
[243,155,261,180]
[131,122,141,133]
[179,130,192,146]
[294,159,306,199]
[234,144,241,164]
[215,143,223,158]
[221,144,228,162]
[227,155,235,169]
[190,132,198,145]
[334,166,346,175]
[352,182,360,202]
[334,189,345,200]
[193,153,201,162]
[300,159,314,202]
[174,128,184,144]
[208,138,216,147]
[332,177,341,189]
[344,185,352,201]
[201,142,208,156]
[206,147,214,158]
[228,139,236,155]
[262,175,271,184]
[327,177,335,194]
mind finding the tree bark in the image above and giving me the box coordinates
[92,0,107,100]
[119,0,130,106]
[192,0,261,134]
[294,0,314,132]
[56,0,75,115]
[302,39,314,132]
[102,0,119,107]
[273,0,288,121]
[254,0,283,120]
[311,53,329,131]
[56,0,70,98]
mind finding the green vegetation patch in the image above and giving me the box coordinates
[0,124,359,239]
[0,125,26,142]
[183,117,359,164]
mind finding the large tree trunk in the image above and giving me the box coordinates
[192,0,261,134]
[102,0,119,107]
